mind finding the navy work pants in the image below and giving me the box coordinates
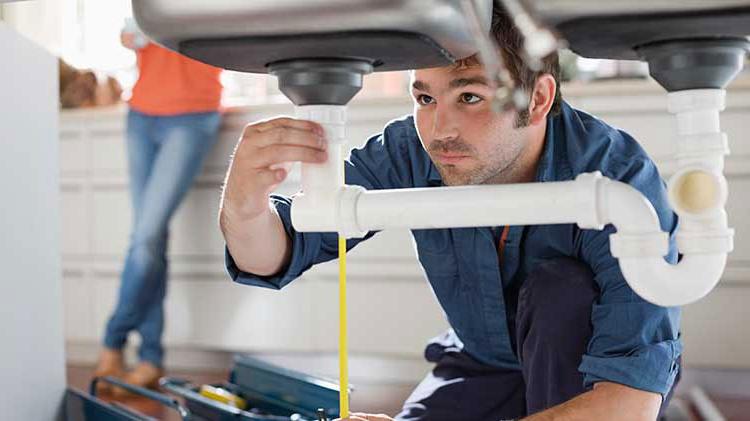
[395,257,678,420]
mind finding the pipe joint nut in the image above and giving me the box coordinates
[574,171,606,230]
[610,231,670,258]
[677,228,735,254]
[667,89,726,115]
[676,132,729,162]
[337,185,367,239]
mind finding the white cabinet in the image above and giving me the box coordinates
[60,76,750,368]
[1,22,66,421]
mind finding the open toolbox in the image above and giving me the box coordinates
[160,354,349,421]
[63,354,350,421]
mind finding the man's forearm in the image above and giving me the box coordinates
[220,203,292,276]
[522,382,661,421]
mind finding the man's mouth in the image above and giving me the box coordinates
[434,153,471,164]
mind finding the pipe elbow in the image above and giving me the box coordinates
[601,179,731,306]
[619,254,727,306]
[601,179,728,306]
[602,180,662,234]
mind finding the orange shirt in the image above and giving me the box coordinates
[129,43,222,116]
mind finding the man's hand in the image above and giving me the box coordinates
[221,117,328,222]
[219,117,329,276]
[335,413,394,421]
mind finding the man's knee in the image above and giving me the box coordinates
[518,257,598,326]
[517,257,600,413]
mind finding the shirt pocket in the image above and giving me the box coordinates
[412,228,466,301]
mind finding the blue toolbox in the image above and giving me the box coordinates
[63,355,349,421]
[160,354,348,421]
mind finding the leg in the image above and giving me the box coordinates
[516,257,681,416]
[105,111,221,367]
[102,109,158,353]
[95,110,156,391]
[135,269,167,366]
[395,331,527,421]
[515,257,598,415]
[132,111,221,367]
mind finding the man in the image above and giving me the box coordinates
[219,5,681,421]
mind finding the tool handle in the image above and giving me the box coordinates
[90,376,192,420]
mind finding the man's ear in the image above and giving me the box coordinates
[527,74,556,126]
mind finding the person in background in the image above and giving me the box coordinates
[93,20,223,392]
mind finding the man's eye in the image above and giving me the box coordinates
[460,93,482,104]
[416,94,434,105]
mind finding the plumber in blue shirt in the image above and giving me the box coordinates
[219,7,680,421]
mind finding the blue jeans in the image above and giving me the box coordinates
[104,109,221,367]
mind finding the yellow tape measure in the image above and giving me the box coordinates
[338,234,349,418]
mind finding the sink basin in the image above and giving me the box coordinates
[131,0,492,73]
[528,0,750,59]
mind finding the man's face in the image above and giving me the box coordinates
[411,65,530,186]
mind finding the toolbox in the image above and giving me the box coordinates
[63,354,350,421]
[160,354,349,421]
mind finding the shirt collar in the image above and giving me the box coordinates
[427,159,443,186]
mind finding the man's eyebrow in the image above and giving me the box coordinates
[412,80,429,91]
[449,76,490,89]
[411,76,490,92]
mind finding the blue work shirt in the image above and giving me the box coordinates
[226,101,682,397]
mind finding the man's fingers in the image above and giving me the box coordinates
[350,413,394,421]
[247,117,324,136]
[256,167,286,188]
[253,144,328,168]
[250,125,327,150]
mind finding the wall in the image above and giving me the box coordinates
[0,0,64,55]
[0,22,66,420]
[59,76,750,378]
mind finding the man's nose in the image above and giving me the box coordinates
[431,104,459,141]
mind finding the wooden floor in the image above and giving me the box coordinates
[67,364,750,420]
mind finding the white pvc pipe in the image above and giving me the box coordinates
[619,255,727,307]
[291,105,347,232]
[290,90,733,307]
[354,173,602,231]
[296,105,347,196]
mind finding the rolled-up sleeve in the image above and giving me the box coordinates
[225,194,333,289]
[578,157,682,397]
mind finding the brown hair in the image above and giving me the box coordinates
[459,2,562,120]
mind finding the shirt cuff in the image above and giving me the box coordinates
[579,338,682,398]
[224,194,320,290]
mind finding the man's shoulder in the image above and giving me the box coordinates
[382,114,419,142]
[356,114,419,155]
[558,103,657,182]
[349,114,431,189]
